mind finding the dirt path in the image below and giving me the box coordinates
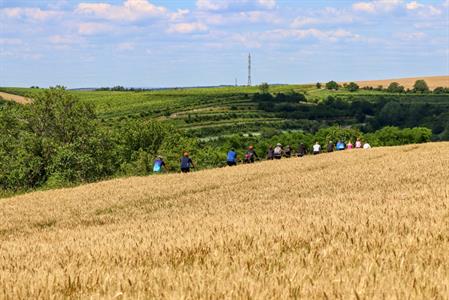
[0,92,31,104]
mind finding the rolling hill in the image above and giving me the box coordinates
[2,76,449,139]
[1,142,448,299]
[348,75,449,90]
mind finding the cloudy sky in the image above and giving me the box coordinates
[1,0,448,88]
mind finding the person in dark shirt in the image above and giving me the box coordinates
[180,152,195,173]
[297,143,307,157]
[327,141,334,153]
[244,145,258,163]
[266,145,274,160]
[284,145,292,158]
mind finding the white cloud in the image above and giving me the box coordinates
[444,0,449,7]
[396,31,425,40]
[353,0,403,13]
[237,11,280,23]
[117,42,135,51]
[76,0,167,21]
[258,0,276,9]
[291,8,356,28]
[78,22,113,35]
[196,0,228,11]
[170,9,190,21]
[264,28,360,43]
[48,35,79,45]
[0,7,62,21]
[406,2,442,17]
[406,1,423,10]
[196,0,277,12]
[167,22,208,34]
[353,2,376,12]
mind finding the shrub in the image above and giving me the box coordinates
[387,82,405,93]
[325,81,339,90]
[347,82,359,92]
[413,80,430,93]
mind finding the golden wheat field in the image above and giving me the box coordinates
[0,92,30,104]
[349,75,449,90]
[1,143,449,299]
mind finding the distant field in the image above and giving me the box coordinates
[1,142,448,298]
[347,75,449,89]
[1,77,449,138]
[0,91,30,104]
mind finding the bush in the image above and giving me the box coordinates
[365,126,431,146]
[433,87,449,94]
[347,82,359,92]
[413,80,429,93]
[325,81,339,90]
[387,82,405,93]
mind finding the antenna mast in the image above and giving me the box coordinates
[247,53,252,86]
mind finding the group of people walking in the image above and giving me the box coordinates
[153,138,372,174]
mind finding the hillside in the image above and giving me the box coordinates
[1,143,448,299]
[2,80,449,139]
[349,75,449,90]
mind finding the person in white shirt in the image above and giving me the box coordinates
[313,142,321,155]
[363,143,371,149]
[355,138,362,149]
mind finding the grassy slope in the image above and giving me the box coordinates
[2,84,449,138]
[1,142,448,298]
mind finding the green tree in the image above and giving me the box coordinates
[316,82,322,89]
[325,81,339,90]
[259,82,270,94]
[413,80,429,93]
[347,82,359,92]
[433,87,449,94]
[387,82,405,93]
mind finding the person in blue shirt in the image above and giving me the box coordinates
[153,156,166,173]
[336,140,346,151]
[227,149,237,166]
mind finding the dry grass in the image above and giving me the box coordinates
[347,75,449,89]
[0,92,30,104]
[1,143,448,299]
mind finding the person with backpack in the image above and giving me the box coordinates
[226,149,237,166]
[336,140,346,151]
[244,145,258,163]
[297,143,307,157]
[153,156,167,173]
[180,152,195,173]
[327,141,334,153]
[363,142,371,149]
[313,142,321,155]
[266,145,274,160]
[273,143,283,159]
[284,145,292,158]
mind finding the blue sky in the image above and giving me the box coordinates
[1,0,448,88]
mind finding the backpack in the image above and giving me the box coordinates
[245,152,253,161]
[153,162,161,172]
[274,146,282,156]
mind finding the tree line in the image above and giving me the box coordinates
[0,87,437,195]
